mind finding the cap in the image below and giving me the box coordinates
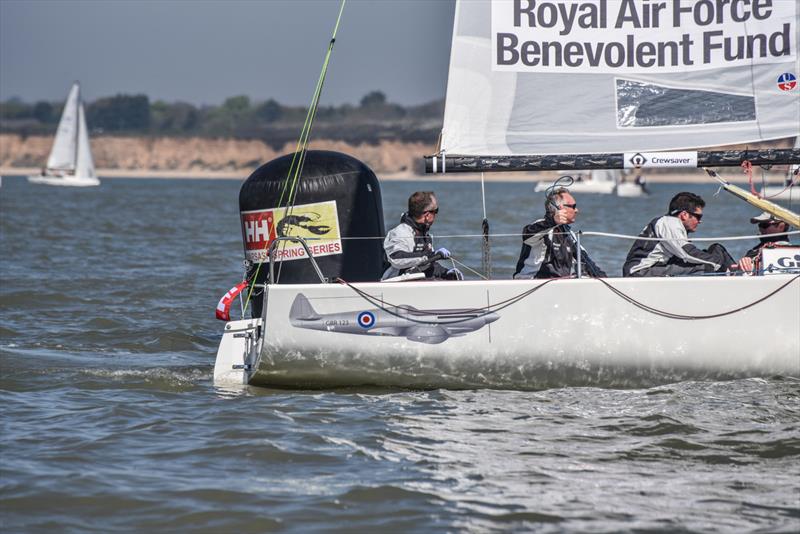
[750,211,780,224]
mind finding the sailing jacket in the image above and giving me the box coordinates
[382,213,449,280]
[623,215,730,277]
[744,236,792,259]
[513,217,606,279]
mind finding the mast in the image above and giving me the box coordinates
[425,150,800,174]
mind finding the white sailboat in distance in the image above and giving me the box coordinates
[28,82,100,187]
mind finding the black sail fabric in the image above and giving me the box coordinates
[239,151,386,316]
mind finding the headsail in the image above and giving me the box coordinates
[74,103,96,180]
[429,0,799,171]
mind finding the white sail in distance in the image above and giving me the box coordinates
[74,103,96,179]
[46,82,81,171]
[441,0,800,156]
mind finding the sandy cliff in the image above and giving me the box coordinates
[0,133,434,177]
[2,133,793,183]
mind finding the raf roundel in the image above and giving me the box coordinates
[357,311,376,329]
[777,73,797,92]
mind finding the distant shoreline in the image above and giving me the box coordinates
[2,166,789,184]
[3,133,793,184]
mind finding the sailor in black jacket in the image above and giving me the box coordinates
[735,211,792,272]
[514,188,606,279]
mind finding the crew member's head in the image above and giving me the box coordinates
[408,191,438,227]
[545,187,578,224]
[750,211,789,236]
[668,192,705,233]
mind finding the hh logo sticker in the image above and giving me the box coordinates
[240,200,341,263]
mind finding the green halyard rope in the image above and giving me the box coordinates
[243,0,346,314]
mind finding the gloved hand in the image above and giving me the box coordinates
[446,268,464,280]
[434,247,451,259]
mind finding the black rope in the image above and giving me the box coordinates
[595,274,799,320]
[481,218,491,279]
[337,278,557,326]
[337,273,798,325]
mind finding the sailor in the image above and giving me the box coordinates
[513,187,606,279]
[382,191,463,280]
[735,212,792,272]
[623,192,739,277]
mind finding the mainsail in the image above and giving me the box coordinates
[46,82,81,172]
[429,0,799,171]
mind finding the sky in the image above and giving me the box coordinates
[0,0,455,107]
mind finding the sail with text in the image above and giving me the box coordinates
[426,0,800,173]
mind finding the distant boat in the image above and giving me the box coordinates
[28,82,100,187]
[534,171,616,194]
[534,170,647,196]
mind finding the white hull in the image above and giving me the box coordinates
[533,181,646,197]
[760,185,799,201]
[215,275,800,390]
[615,182,647,197]
[28,174,100,187]
[534,181,616,194]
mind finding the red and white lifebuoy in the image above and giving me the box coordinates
[215,281,250,321]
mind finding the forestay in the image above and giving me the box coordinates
[441,0,799,156]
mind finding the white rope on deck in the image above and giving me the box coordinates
[336,230,800,242]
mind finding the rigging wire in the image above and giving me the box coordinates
[450,257,488,280]
[323,230,800,242]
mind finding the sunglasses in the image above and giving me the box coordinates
[686,211,703,221]
[426,207,439,214]
[758,220,779,228]
[561,203,578,209]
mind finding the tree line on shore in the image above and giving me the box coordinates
[0,91,443,147]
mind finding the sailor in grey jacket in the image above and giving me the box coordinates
[623,192,736,277]
[381,192,461,280]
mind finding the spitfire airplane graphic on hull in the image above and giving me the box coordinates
[289,294,499,344]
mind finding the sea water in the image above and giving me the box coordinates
[1,176,798,531]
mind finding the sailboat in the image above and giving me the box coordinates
[28,82,100,187]
[534,170,617,194]
[533,169,646,196]
[213,0,799,390]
